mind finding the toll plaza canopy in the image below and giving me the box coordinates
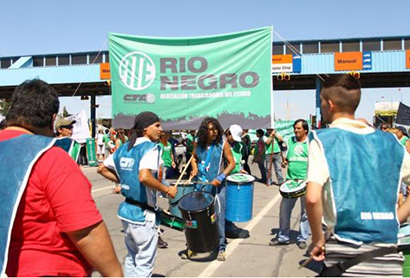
[1,34,410,127]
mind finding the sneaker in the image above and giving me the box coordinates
[297,241,307,250]
[269,238,289,246]
[217,250,226,261]
[181,249,197,259]
[157,236,168,249]
[225,228,250,239]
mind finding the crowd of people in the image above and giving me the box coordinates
[2,74,410,277]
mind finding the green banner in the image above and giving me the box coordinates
[86,138,98,166]
[109,27,273,129]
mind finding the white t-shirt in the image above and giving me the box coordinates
[97,133,104,145]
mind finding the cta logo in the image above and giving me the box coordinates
[123,93,155,103]
[119,52,155,91]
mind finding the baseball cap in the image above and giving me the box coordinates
[229,124,243,142]
[55,118,76,129]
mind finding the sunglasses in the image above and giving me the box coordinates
[61,125,73,130]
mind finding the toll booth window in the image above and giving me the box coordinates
[286,43,300,55]
[272,43,284,55]
[33,57,44,67]
[405,39,410,50]
[105,53,109,63]
[303,43,318,54]
[45,56,57,66]
[342,41,360,52]
[89,54,103,64]
[71,54,87,65]
[383,39,402,51]
[363,40,381,51]
[0,59,11,69]
[58,55,70,66]
[321,42,339,53]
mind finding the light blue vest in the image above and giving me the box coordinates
[0,134,67,276]
[113,140,160,223]
[195,140,223,195]
[311,128,404,244]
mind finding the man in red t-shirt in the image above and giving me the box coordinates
[0,79,122,277]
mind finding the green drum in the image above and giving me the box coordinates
[279,180,306,199]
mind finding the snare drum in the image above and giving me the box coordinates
[279,180,306,199]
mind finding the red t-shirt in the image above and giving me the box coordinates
[1,130,103,277]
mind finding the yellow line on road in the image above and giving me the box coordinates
[198,191,282,277]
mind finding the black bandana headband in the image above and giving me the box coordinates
[128,111,160,151]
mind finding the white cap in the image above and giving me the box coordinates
[229,124,243,142]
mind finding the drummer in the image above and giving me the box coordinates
[224,124,250,239]
[189,117,235,261]
[97,111,177,277]
[269,119,310,249]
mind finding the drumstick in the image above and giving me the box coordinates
[174,155,194,188]
[298,246,325,270]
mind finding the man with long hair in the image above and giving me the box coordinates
[190,117,235,261]
[98,111,177,277]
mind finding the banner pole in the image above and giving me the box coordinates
[270,25,274,128]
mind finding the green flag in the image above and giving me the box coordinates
[109,27,272,129]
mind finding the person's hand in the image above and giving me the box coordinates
[281,159,288,168]
[171,161,176,168]
[308,239,326,261]
[407,185,410,196]
[166,186,177,198]
[211,179,222,187]
[240,169,248,174]
[270,130,276,138]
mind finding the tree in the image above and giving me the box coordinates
[62,106,69,118]
[0,99,11,116]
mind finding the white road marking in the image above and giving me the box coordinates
[92,185,114,193]
[198,192,282,277]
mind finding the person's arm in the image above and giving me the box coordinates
[67,221,123,277]
[190,142,198,178]
[171,152,176,168]
[97,163,120,183]
[211,141,235,187]
[115,139,121,150]
[306,182,325,261]
[139,168,177,198]
[406,140,410,154]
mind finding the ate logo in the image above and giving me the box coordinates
[294,144,304,156]
[119,52,155,91]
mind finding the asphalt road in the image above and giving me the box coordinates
[84,162,322,277]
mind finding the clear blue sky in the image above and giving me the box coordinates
[2,0,410,122]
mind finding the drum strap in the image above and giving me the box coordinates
[199,143,215,189]
[319,246,397,277]
[125,198,156,213]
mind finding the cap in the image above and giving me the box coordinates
[55,118,76,129]
[229,124,243,142]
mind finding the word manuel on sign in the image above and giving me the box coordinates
[159,57,260,90]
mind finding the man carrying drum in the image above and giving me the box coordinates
[189,117,235,261]
[97,111,177,277]
[269,119,310,249]
[306,74,410,276]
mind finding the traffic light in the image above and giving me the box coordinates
[348,71,360,79]
[276,73,290,81]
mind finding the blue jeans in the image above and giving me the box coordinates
[257,159,267,182]
[122,219,158,277]
[266,153,284,184]
[215,185,226,251]
[277,196,310,243]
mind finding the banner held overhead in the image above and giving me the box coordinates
[109,27,272,129]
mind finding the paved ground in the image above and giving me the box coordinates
[84,162,322,277]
